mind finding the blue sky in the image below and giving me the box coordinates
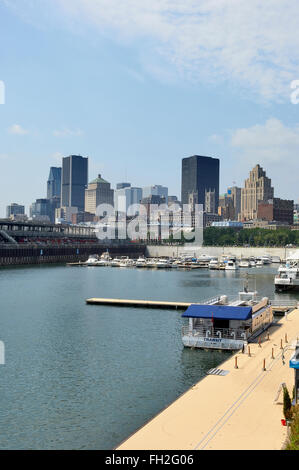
[0,0,299,216]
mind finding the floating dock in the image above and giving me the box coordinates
[86,298,297,313]
[116,309,299,450]
[86,298,191,309]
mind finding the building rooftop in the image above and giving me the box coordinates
[89,174,109,185]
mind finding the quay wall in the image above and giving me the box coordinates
[145,245,297,260]
[0,244,146,267]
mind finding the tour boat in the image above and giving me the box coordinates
[181,284,273,350]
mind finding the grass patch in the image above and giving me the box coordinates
[285,405,299,450]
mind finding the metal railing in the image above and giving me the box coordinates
[202,296,222,305]
[182,326,248,341]
[270,299,298,307]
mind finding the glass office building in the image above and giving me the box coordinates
[181,155,220,210]
[61,155,88,211]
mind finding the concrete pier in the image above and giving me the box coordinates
[117,309,299,450]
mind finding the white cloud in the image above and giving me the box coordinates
[4,1,299,100]
[231,118,299,164]
[7,124,29,135]
[53,128,83,137]
[42,0,299,100]
[230,118,299,199]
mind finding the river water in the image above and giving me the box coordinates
[0,263,298,449]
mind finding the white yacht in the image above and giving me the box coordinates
[209,258,219,270]
[155,258,172,269]
[271,256,281,264]
[225,258,239,270]
[135,256,148,268]
[197,254,213,263]
[275,254,299,292]
[146,258,159,268]
[256,258,264,266]
[261,254,272,264]
[96,251,112,266]
[85,254,100,266]
[119,257,135,268]
[110,256,126,267]
[182,283,273,350]
[239,258,251,268]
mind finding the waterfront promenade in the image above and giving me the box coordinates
[118,309,299,450]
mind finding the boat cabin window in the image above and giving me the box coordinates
[213,318,230,330]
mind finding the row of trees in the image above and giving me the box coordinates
[203,227,299,247]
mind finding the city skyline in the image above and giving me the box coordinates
[1,2,299,216]
[4,155,295,224]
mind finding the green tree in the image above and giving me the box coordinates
[283,386,292,420]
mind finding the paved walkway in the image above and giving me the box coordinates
[118,309,299,450]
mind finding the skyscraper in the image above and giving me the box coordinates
[114,185,142,216]
[227,186,242,220]
[61,155,88,211]
[47,167,61,200]
[85,174,114,214]
[30,199,51,221]
[181,155,220,210]
[142,185,168,204]
[240,165,274,221]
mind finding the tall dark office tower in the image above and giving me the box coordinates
[181,155,220,210]
[61,155,88,211]
[47,167,62,200]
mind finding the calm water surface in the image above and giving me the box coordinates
[0,263,297,449]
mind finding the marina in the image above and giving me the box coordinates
[67,250,287,272]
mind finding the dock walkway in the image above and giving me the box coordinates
[86,298,191,310]
[117,309,299,450]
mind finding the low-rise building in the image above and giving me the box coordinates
[257,198,294,225]
[211,221,243,228]
[6,203,25,219]
[55,206,78,224]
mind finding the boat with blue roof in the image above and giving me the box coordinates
[181,280,273,351]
